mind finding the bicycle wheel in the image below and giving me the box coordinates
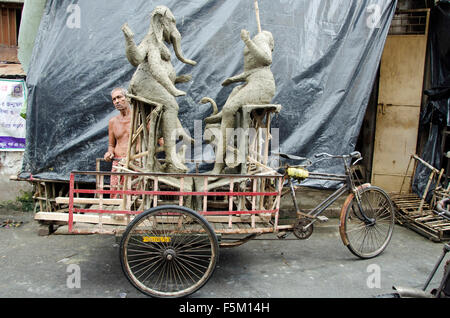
[339,186,394,259]
[120,205,219,298]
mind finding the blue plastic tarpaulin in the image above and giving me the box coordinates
[21,0,396,187]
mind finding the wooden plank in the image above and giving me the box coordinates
[8,8,15,46]
[429,222,450,228]
[203,177,208,212]
[394,199,424,204]
[1,8,8,45]
[54,224,126,235]
[415,215,437,222]
[372,34,428,192]
[391,190,450,241]
[394,198,423,202]
[214,227,273,235]
[153,177,158,207]
[379,36,428,107]
[35,212,130,226]
[228,178,234,228]
[402,214,450,241]
[36,210,270,227]
[251,179,256,228]
[396,203,430,208]
[206,215,269,223]
[212,222,225,231]
[55,197,122,205]
[404,223,441,242]
[179,177,184,206]
[394,198,429,204]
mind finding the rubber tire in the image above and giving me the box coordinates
[340,186,395,259]
[120,205,219,298]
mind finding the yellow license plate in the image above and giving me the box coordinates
[142,236,171,243]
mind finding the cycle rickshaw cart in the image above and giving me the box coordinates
[50,148,394,298]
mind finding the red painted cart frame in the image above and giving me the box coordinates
[67,170,286,237]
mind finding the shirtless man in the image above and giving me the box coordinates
[104,87,131,162]
[104,87,163,165]
[103,88,131,198]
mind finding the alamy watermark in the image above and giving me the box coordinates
[66,264,81,289]
[168,120,280,166]
[366,4,382,29]
[66,4,81,29]
[366,264,381,289]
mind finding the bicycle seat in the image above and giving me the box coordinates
[274,152,309,162]
[273,152,311,165]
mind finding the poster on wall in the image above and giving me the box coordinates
[0,79,27,151]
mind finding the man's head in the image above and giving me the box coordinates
[111,87,129,111]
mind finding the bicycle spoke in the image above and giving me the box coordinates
[174,257,203,280]
[128,254,161,267]
[136,257,164,280]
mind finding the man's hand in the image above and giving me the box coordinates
[104,151,114,162]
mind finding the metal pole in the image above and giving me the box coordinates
[423,244,450,291]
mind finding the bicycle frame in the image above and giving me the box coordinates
[288,172,348,229]
[287,153,370,229]
[281,151,395,259]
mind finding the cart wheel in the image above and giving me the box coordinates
[120,205,219,298]
[339,186,394,259]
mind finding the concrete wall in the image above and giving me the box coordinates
[17,0,46,73]
[1,0,32,202]
[0,151,32,202]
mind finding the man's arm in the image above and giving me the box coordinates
[104,119,116,161]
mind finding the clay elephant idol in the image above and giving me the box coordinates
[122,5,196,172]
[203,29,276,174]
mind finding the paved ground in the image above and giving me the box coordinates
[0,209,448,301]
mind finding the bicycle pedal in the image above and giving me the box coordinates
[317,216,329,223]
[277,231,288,239]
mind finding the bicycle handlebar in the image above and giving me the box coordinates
[314,151,362,160]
